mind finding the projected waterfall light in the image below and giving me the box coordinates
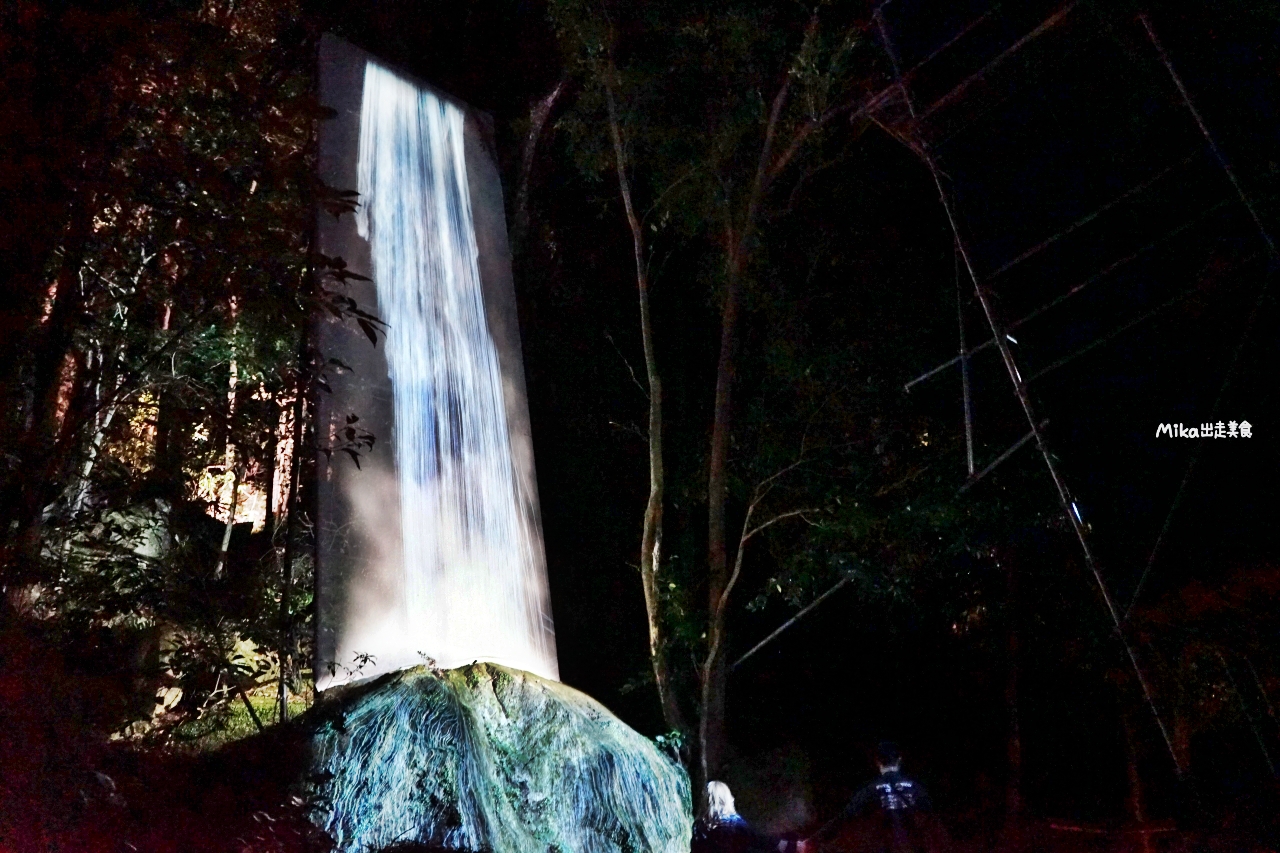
[351,60,557,680]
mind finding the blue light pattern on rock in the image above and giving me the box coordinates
[309,663,692,853]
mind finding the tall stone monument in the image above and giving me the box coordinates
[313,36,557,689]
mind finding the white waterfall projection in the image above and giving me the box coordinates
[355,60,558,680]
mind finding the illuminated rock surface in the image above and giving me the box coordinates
[306,662,691,853]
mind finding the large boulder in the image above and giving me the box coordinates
[305,662,691,853]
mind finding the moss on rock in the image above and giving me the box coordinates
[305,662,691,853]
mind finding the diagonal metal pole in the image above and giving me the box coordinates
[874,9,1186,778]
[957,242,976,475]
[1139,14,1277,256]
[1215,650,1277,778]
[904,195,1232,391]
[958,419,1047,495]
[985,154,1196,282]
[731,576,853,670]
[917,1,1079,123]
[1122,13,1280,621]
[1028,250,1263,383]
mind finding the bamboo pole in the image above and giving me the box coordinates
[1139,14,1276,256]
[731,576,851,670]
[904,193,1228,392]
[1123,13,1280,621]
[958,420,1047,495]
[874,7,1186,779]
[956,244,975,475]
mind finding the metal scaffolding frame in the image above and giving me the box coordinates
[730,7,1278,783]
[864,0,1278,779]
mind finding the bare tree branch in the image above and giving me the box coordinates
[604,330,649,400]
[511,75,569,254]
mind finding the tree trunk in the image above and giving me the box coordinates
[214,454,242,579]
[603,71,686,742]
[277,372,307,724]
[702,248,742,789]
[213,325,240,579]
[701,78,791,791]
[701,488,752,797]
[4,263,87,579]
[235,677,265,734]
[152,386,186,504]
[69,349,125,518]
[262,397,280,542]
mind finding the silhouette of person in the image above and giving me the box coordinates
[801,742,941,853]
[693,781,798,853]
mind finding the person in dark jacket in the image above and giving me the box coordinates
[693,781,797,853]
[801,743,942,853]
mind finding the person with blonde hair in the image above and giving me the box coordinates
[693,781,797,853]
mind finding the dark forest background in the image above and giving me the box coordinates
[1,0,1278,850]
